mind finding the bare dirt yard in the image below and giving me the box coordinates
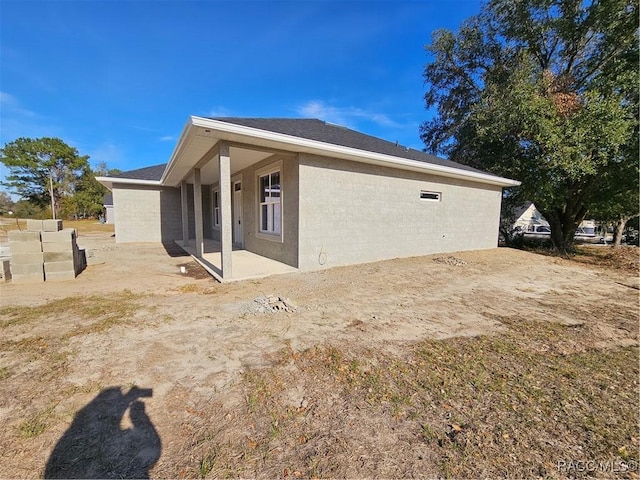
[0,225,638,479]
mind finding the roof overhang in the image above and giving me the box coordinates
[95,177,162,190]
[98,116,521,189]
[160,116,520,188]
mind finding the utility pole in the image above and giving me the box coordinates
[49,170,56,220]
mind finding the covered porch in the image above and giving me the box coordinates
[168,117,298,282]
[175,239,297,282]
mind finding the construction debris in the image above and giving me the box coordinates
[433,256,467,267]
[252,295,298,314]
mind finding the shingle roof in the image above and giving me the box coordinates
[112,118,492,181]
[209,117,486,175]
[110,163,166,181]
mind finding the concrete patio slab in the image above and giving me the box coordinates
[175,239,298,282]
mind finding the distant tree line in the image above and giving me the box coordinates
[0,137,119,220]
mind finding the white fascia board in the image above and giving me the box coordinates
[188,116,521,188]
[96,176,162,190]
[160,118,197,184]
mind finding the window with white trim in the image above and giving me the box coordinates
[258,170,281,235]
[212,189,220,227]
[420,190,441,202]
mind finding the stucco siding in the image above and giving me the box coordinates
[297,153,503,271]
[112,184,182,243]
[239,155,299,268]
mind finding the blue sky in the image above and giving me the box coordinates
[1,0,482,185]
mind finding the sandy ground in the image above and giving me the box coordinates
[0,232,638,477]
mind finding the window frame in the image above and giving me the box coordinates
[212,187,220,229]
[255,160,283,242]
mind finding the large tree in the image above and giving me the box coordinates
[0,137,90,219]
[421,0,638,250]
[66,162,120,218]
[0,191,15,216]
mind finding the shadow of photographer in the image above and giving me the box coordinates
[44,386,161,479]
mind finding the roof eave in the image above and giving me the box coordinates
[182,116,520,188]
[96,176,162,190]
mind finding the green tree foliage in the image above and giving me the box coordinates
[421,0,638,250]
[65,162,119,219]
[0,191,15,215]
[0,137,90,219]
[12,200,50,220]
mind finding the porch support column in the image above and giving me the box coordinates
[193,168,204,258]
[219,142,232,278]
[180,180,189,246]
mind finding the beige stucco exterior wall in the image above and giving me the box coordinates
[234,154,299,268]
[297,153,503,271]
[112,183,183,243]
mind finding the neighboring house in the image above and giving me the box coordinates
[509,202,551,233]
[103,193,114,224]
[506,202,600,241]
[97,117,519,281]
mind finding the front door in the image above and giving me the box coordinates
[233,181,243,247]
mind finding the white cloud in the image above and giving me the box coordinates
[0,91,39,118]
[206,106,233,118]
[159,135,174,142]
[296,100,402,129]
[0,93,60,146]
[87,143,125,168]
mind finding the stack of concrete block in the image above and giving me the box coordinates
[8,219,87,283]
[8,230,44,284]
[42,222,85,281]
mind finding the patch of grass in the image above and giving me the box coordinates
[176,282,226,295]
[227,317,638,478]
[0,366,10,380]
[0,291,144,336]
[178,283,202,293]
[60,219,115,234]
[6,336,49,355]
[17,403,57,438]
[573,245,640,273]
[199,448,218,478]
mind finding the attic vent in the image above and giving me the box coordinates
[420,191,441,202]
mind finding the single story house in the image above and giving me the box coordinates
[97,117,520,281]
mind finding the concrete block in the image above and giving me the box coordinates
[26,219,44,232]
[8,231,41,242]
[11,273,44,284]
[10,263,44,275]
[43,219,63,232]
[43,260,75,274]
[41,229,76,243]
[75,249,87,273]
[0,259,11,281]
[11,253,44,265]
[44,251,74,263]
[44,270,76,281]
[42,242,76,253]
[8,241,42,253]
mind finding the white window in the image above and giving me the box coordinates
[258,170,281,235]
[212,189,220,227]
[420,190,441,202]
